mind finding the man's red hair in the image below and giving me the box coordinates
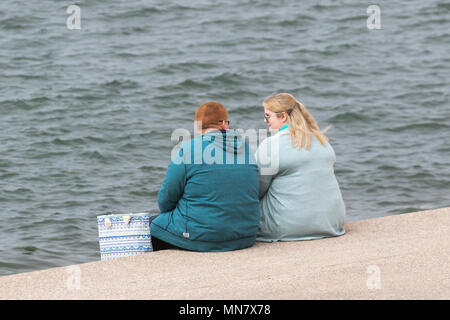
[195,101,228,130]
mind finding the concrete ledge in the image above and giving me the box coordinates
[1,207,450,299]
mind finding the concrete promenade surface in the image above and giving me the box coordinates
[1,207,449,300]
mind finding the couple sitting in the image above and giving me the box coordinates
[149,93,346,252]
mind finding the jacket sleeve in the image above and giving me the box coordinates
[157,148,186,213]
[258,170,273,199]
[255,138,276,199]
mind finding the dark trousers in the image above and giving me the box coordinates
[149,214,184,251]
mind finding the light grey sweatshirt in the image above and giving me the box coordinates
[255,126,346,242]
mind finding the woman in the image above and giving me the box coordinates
[255,93,346,242]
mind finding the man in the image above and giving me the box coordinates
[150,101,260,252]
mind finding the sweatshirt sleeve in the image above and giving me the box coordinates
[255,137,277,199]
[157,147,186,213]
[258,170,273,199]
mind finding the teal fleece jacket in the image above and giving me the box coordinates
[151,129,260,251]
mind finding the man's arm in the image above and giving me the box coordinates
[157,148,186,213]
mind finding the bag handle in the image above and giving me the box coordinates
[104,215,132,228]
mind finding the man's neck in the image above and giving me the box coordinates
[202,128,227,134]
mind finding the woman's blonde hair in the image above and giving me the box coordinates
[262,93,329,149]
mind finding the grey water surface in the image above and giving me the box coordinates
[0,0,449,275]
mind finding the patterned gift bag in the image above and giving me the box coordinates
[97,212,154,260]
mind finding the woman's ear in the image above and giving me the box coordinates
[220,120,229,130]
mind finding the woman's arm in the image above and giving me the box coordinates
[255,137,277,199]
[258,170,273,199]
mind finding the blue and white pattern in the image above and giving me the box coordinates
[97,212,154,260]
